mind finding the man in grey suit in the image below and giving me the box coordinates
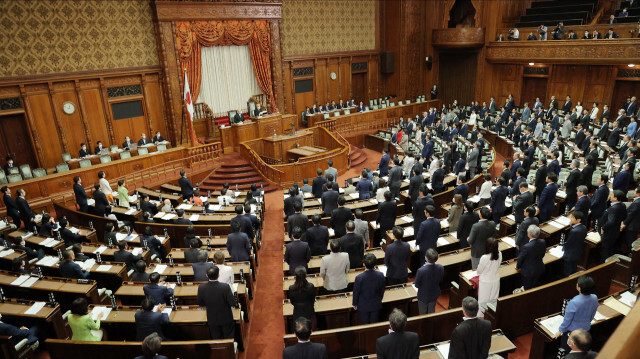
[512,181,534,226]
[388,158,403,199]
[489,96,497,114]
[516,206,540,251]
[320,239,350,294]
[468,142,480,177]
[468,207,496,269]
[324,160,338,181]
[521,102,531,123]
[353,209,369,248]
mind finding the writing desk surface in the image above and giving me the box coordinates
[0,271,96,294]
[114,282,247,297]
[0,299,60,319]
[283,248,384,272]
[147,262,250,276]
[94,305,241,323]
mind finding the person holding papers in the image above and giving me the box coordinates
[553,276,599,354]
[68,298,103,341]
[135,296,170,341]
[114,240,142,271]
[144,272,174,305]
[59,250,90,279]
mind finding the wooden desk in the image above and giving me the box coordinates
[35,256,127,291]
[136,187,183,204]
[79,243,151,264]
[220,113,297,152]
[283,248,384,275]
[262,130,314,161]
[0,298,67,339]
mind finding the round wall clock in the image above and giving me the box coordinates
[62,101,76,115]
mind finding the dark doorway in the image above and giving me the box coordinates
[449,0,476,27]
[351,72,367,105]
[611,80,640,112]
[521,77,548,107]
[0,114,38,168]
[438,52,478,106]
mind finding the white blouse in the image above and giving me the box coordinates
[479,181,492,199]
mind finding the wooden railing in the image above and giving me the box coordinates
[242,145,284,187]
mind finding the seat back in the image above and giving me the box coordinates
[398,101,404,106]
[228,110,237,120]
[323,113,330,120]
[61,153,71,162]
[406,99,411,104]
[33,168,47,178]
[79,159,92,168]
[119,151,131,160]
[7,167,19,175]
[137,147,149,155]
[7,173,22,183]
[56,163,70,173]
[99,156,112,164]
[333,111,340,117]
[19,164,32,180]
[390,102,396,107]
[344,109,351,115]
[0,171,7,185]
[109,145,118,152]
[156,144,167,152]
[0,335,32,359]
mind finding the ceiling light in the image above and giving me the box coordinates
[529,62,535,66]
[628,64,635,67]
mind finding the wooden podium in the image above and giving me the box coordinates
[261,131,314,161]
[219,113,297,152]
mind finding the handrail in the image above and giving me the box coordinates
[240,144,284,187]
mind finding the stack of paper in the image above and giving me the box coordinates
[80,259,96,271]
[548,221,565,229]
[462,270,478,280]
[348,192,359,199]
[592,311,607,323]
[129,195,138,202]
[303,192,312,198]
[549,246,565,258]
[328,228,335,237]
[555,216,571,226]
[115,233,128,241]
[21,276,39,288]
[407,240,417,251]
[40,238,60,248]
[403,227,414,237]
[69,227,80,234]
[540,314,564,334]
[93,246,108,254]
[209,205,222,211]
[502,237,516,248]
[91,306,112,321]
[377,265,388,276]
[400,216,413,223]
[87,199,96,206]
[586,232,601,244]
[24,301,46,315]
[0,249,15,258]
[449,232,457,239]
[619,291,637,307]
[124,208,137,215]
[152,305,172,316]
[161,213,177,220]
[437,237,449,246]
[177,204,192,210]
[441,219,449,228]
[506,214,515,221]
[11,275,30,286]
[96,265,113,272]
[132,248,143,256]
[369,199,378,205]
[37,256,59,266]
[189,214,200,222]
[154,265,167,274]
[436,343,451,358]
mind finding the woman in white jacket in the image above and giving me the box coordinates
[477,237,502,308]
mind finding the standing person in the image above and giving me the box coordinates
[622,185,640,253]
[282,317,328,359]
[478,174,492,206]
[384,227,410,285]
[449,297,492,359]
[516,206,540,251]
[98,171,114,203]
[117,179,130,208]
[68,298,103,341]
[388,158,403,199]
[517,225,546,290]
[379,148,391,176]
[356,170,373,199]
[288,266,316,328]
[375,309,420,359]
[468,207,496,269]
[15,189,36,230]
[73,176,88,213]
[284,229,311,276]
[563,212,587,276]
[1,186,20,228]
[414,248,444,314]
[447,194,464,233]
[178,170,194,201]
[477,237,501,307]
[599,190,627,261]
[306,214,330,256]
[352,253,386,324]
[490,177,509,224]
[457,201,479,248]
[324,160,337,181]
[376,191,397,244]
[538,173,559,222]
[553,276,599,354]
[415,205,441,265]
[135,297,170,341]
[197,266,236,340]
[320,239,350,294]
[340,221,365,269]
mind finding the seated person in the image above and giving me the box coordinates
[140,193,158,216]
[202,201,215,214]
[183,226,202,248]
[143,272,174,305]
[337,99,345,110]
[78,143,90,158]
[122,136,134,149]
[59,249,90,279]
[94,141,106,155]
[138,133,151,146]
[72,243,90,260]
[160,199,172,213]
[184,238,201,264]
[103,222,118,247]
[135,296,170,341]
[114,240,142,271]
[142,211,155,223]
[141,226,164,261]
[192,250,214,282]
[328,100,337,111]
[134,332,168,359]
[68,298,103,341]
[4,156,17,175]
[189,189,204,205]
[213,251,234,287]
[131,260,151,282]
[218,184,236,206]
[173,209,192,225]
[0,312,39,348]
[152,131,165,143]
[11,237,44,260]
[233,109,245,124]
[38,213,58,237]
[11,257,29,274]
[59,218,86,247]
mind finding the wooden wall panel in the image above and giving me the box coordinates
[143,79,167,136]
[23,93,64,167]
[80,88,111,145]
[54,90,88,154]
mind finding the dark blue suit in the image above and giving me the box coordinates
[539,182,558,222]
[575,195,590,224]
[135,310,170,340]
[59,260,89,279]
[0,321,38,344]
[414,263,444,306]
[599,202,627,261]
[613,170,631,194]
[510,160,521,181]
[548,159,560,177]
[547,130,555,147]
[415,218,440,264]
[284,240,311,275]
[143,283,174,304]
[226,232,251,261]
[454,183,469,203]
[384,240,410,283]
[563,224,587,276]
[73,183,88,213]
[421,141,433,162]
[517,238,547,289]
[490,185,509,223]
[379,154,390,176]
[590,185,610,228]
[352,269,386,324]
[178,176,193,199]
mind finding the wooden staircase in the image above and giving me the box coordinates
[349,145,368,168]
[198,152,278,193]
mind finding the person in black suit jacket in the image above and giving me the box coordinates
[430,161,445,194]
[92,183,110,217]
[414,248,444,314]
[288,202,309,239]
[283,187,301,219]
[0,313,40,347]
[94,141,106,155]
[138,133,151,146]
[283,317,328,359]
[449,297,492,359]
[184,238,201,264]
[288,266,316,324]
[133,333,169,359]
[135,296,170,340]
[321,184,339,217]
[453,176,469,203]
[353,253,386,324]
[408,168,423,206]
[15,189,36,230]
[78,143,90,158]
[231,205,254,239]
[331,196,354,238]
[311,169,327,199]
[192,251,214,282]
[73,176,88,213]
[305,214,330,256]
[517,225,546,289]
[563,212,587,277]
[38,213,57,237]
[197,266,235,339]
[144,272,174,305]
[59,218,85,247]
[11,237,43,260]
[590,175,610,229]
[3,157,17,175]
[226,221,252,261]
[534,158,548,201]
[122,136,134,150]
[564,329,598,359]
[152,131,165,144]
[468,207,496,269]
[173,209,193,225]
[1,186,20,228]
[178,170,194,200]
[232,109,244,124]
[59,250,90,279]
[132,260,151,282]
[376,309,420,359]
[340,221,365,269]
[565,160,582,211]
[622,186,640,252]
[253,103,264,117]
[412,185,434,235]
[114,240,142,271]
[140,193,158,216]
[457,201,479,249]
[284,229,311,275]
[415,205,441,265]
[599,190,627,261]
[515,206,539,251]
[513,181,534,225]
[385,227,411,285]
[376,191,397,242]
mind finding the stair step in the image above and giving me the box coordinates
[216,166,255,174]
[212,171,261,179]
[203,176,265,185]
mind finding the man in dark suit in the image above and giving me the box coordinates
[78,143,90,158]
[288,202,308,239]
[388,158,403,199]
[331,196,353,238]
[626,96,637,116]
[590,175,610,229]
[353,253,386,324]
[414,248,444,314]
[132,260,151,282]
[379,148,391,176]
[138,133,151,146]
[564,329,598,359]
[538,173,559,223]
[230,204,254,240]
[468,207,496,269]
[598,118,610,142]
[3,157,17,175]
[431,161,445,194]
[192,251,214,282]
[144,272,174,305]
[11,237,43,260]
[564,160,582,211]
[563,212,587,277]
[184,239,201,263]
[283,317,328,359]
[114,240,142,271]
[412,185,433,235]
[284,229,311,275]
[197,266,235,339]
[613,162,632,194]
[622,185,640,253]
[172,209,192,225]
[1,186,20,228]
[283,187,300,219]
[453,176,469,203]
[607,121,621,150]
[305,214,330,256]
[135,296,170,340]
[122,136,134,150]
[384,227,410,285]
[357,101,366,112]
[178,170,194,200]
[517,225,546,289]
[408,167,423,205]
[574,186,590,225]
[513,181,534,225]
[320,183,339,217]
[59,218,85,247]
[140,193,158,216]
[72,176,88,213]
[59,250,90,279]
[449,297,492,359]
[0,313,40,348]
[226,221,251,261]
[491,177,509,224]
[94,141,106,155]
[232,109,245,124]
[599,190,627,261]
[415,205,441,265]
[515,206,539,251]
[15,189,35,230]
[376,191,397,243]
[92,183,110,217]
[376,309,420,359]
[574,124,585,149]
[340,221,365,269]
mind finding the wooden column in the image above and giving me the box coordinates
[270,19,285,113]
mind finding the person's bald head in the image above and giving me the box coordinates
[569,329,592,352]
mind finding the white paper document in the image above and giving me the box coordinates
[209,205,221,211]
[436,343,450,358]
[586,232,601,244]
[69,227,80,234]
[506,214,515,221]
[96,265,113,272]
[124,208,137,215]
[91,306,112,321]
[328,228,335,237]
[37,256,59,266]
[619,291,637,308]
[177,204,193,210]
[377,265,388,276]
[11,275,30,286]
[369,199,378,205]
[24,301,46,315]
[154,265,167,274]
[87,199,96,206]
[502,237,516,248]
[93,246,108,254]
[407,240,417,251]
[548,221,565,229]
[437,237,449,246]
[348,192,359,199]
[0,249,15,258]
[549,246,565,258]
[161,213,177,220]
[400,216,413,223]
[131,248,143,256]
[80,259,96,271]
[21,276,39,288]
[603,297,631,315]
[540,314,564,334]
[403,227,414,237]
[555,216,571,226]
[189,214,200,222]
[462,270,478,280]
